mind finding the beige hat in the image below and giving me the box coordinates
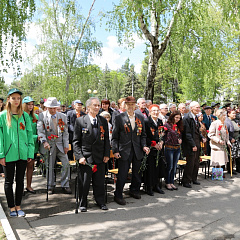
[44,97,60,108]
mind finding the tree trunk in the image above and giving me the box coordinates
[145,46,159,101]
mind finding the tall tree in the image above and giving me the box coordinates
[36,0,102,99]
[0,0,35,76]
[106,0,239,101]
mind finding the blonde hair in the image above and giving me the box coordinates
[23,102,37,121]
[6,95,23,127]
[216,109,226,119]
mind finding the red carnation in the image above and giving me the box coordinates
[218,125,222,131]
[207,130,209,133]
[48,136,52,140]
[92,165,97,173]
[163,127,168,131]
[151,141,157,147]
[173,124,177,131]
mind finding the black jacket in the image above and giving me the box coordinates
[67,110,85,143]
[73,115,110,164]
[112,112,147,161]
[182,112,203,156]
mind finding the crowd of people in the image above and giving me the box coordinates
[0,88,239,216]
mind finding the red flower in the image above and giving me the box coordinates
[20,122,25,130]
[207,130,209,133]
[163,127,168,131]
[151,141,157,147]
[218,125,222,131]
[32,119,38,123]
[60,127,64,131]
[48,136,52,140]
[92,165,97,173]
[172,124,177,131]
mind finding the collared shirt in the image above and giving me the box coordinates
[127,112,135,130]
[190,112,198,124]
[88,114,97,125]
[140,108,148,118]
[158,113,168,124]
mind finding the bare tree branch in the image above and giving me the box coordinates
[70,0,96,69]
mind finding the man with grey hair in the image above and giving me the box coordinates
[73,97,110,212]
[37,97,71,194]
[167,103,176,116]
[135,98,149,118]
[146,100,152,110]
[158,103,169,124]
[181,101,206,188]
[178,103,186,118]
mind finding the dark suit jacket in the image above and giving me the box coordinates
[202,114,217,130]
[73,115,110,164]
[112,112,147,161]
[145,116,163,156]
[67,110,86,143]
[182,112,203,156]
[135,108,149,118]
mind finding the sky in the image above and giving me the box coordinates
[2,0,147,85]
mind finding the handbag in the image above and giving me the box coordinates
[212,167,223,180]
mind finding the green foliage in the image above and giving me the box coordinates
[0,0,35,76]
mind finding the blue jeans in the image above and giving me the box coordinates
[165,147,180,184]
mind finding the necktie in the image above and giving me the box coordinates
[195,116,198,125]
[208,116,211,124]
[51,114,57,119]
[92,118,98,137]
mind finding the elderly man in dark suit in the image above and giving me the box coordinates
[73,97,110,212]
[67,100,86,160]
[135,98,149,118]
[112,96,150,205]
[182,101,206,188]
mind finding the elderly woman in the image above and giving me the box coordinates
[208,109,231,172]
[144,104,165,196]
[99,111,112,143]
[227,109,240,172]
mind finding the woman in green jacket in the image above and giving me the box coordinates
[23,96,39,194]
[0,89,34,217]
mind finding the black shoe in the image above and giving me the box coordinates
[146,189,154,196]
[99,204,108,210]
[79,207,87,212]
[192,181,200,185]
[153,186,165,194]
[129,192,141,199]
[114,196,126,205]
[26,188,36,194]
[62,187,72,194]
[165,185,173,191]
[183,183,192,188]
[171,186,178,191]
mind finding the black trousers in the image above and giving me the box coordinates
[114,147,142,199]
[78,163,105,207]
[3,160,27,208]
[182,148,200,184]
[145,151,159,188]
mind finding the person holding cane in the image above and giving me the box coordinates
[0,89,34,217]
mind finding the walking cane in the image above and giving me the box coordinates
[75,161,79,214]
[230,148,233,178]
[46,148,51,201]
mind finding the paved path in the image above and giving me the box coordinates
[1,169,240,240]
